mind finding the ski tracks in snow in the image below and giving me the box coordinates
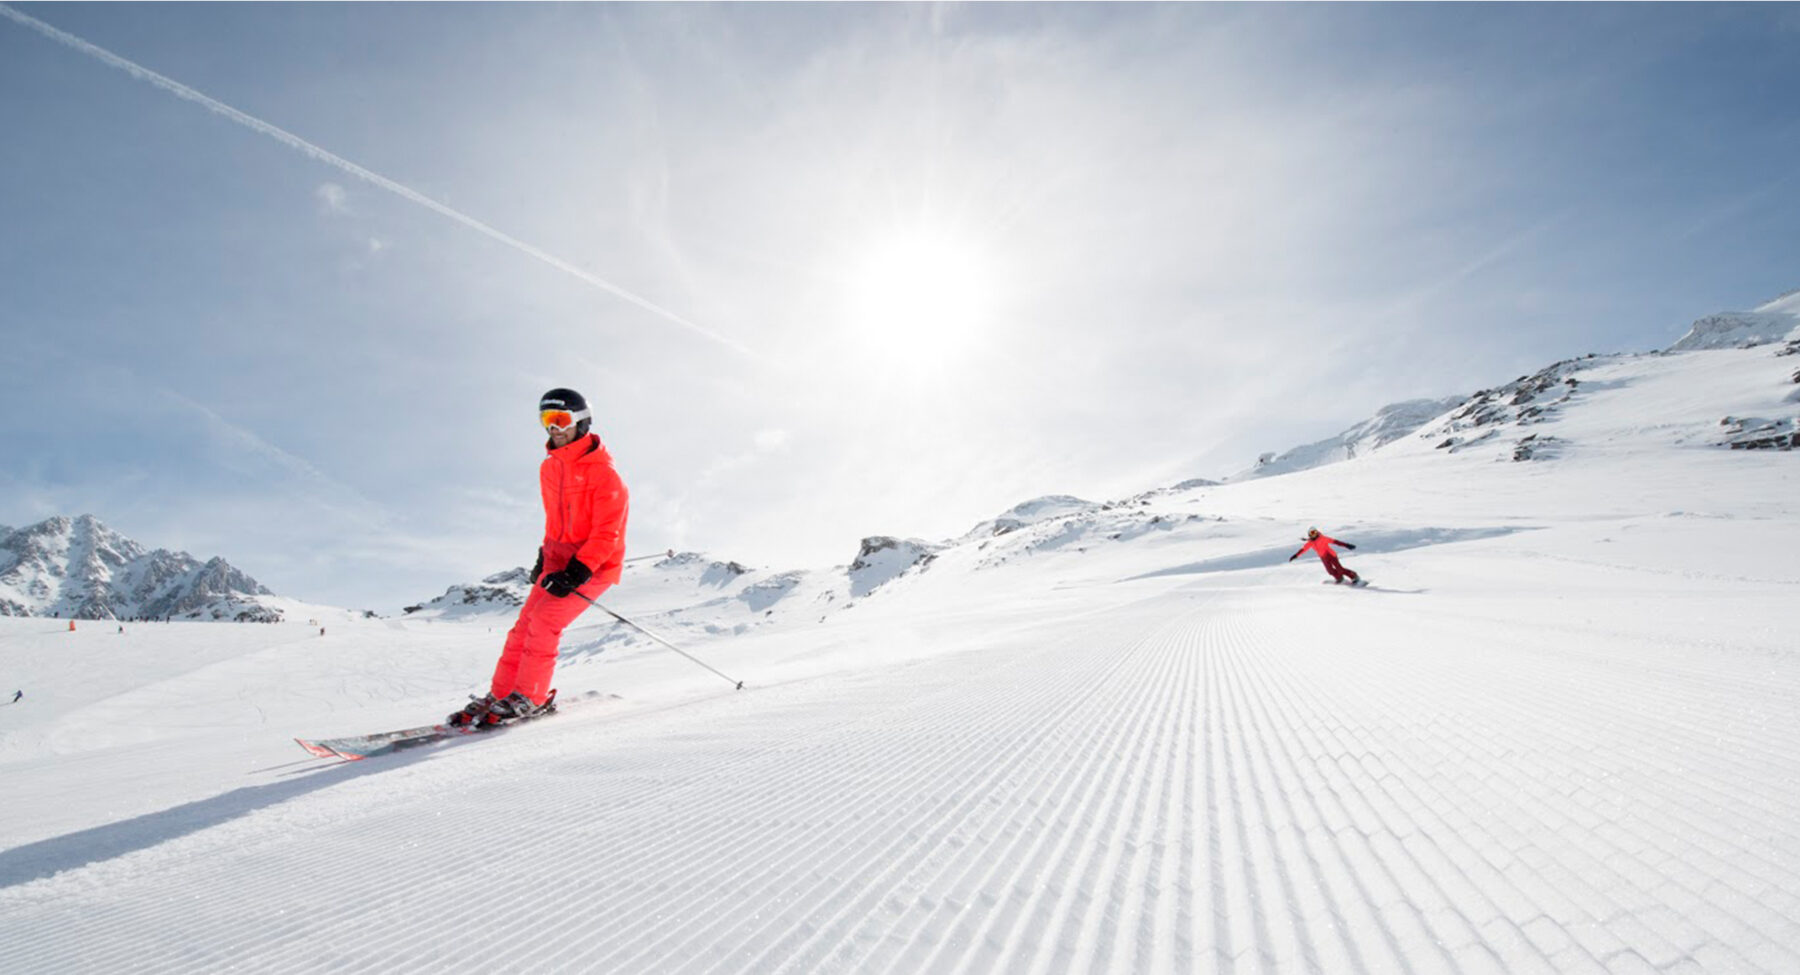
[4,586,1799,973]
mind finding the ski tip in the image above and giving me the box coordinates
[295,738,337,759]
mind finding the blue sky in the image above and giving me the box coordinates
[3,3,1798,612]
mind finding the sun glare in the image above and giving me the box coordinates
[844,230,995,364]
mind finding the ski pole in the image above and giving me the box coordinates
[621,548,677,565]
[571,591,745,690]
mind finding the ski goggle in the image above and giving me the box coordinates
[540,407,590,431]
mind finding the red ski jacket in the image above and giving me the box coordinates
[1291,535,1354,561]
[540,433,629,585]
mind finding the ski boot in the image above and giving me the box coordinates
[447,692,497,728]
[477,688,558,729]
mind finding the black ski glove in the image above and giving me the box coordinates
[540,557,592,598]
[1340,543,1356,550]
[530,548,544,583]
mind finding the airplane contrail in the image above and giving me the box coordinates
[0,3,754,359]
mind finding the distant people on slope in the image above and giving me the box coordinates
[1289,527,1363,585]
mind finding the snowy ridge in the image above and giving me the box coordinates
[0,515,278,621]
[849,536,939,598]
[416,318,1800,649]
[418,287,1800,637]
[1720,336,1800,450]
[1669,311,1799,351]
[1405,341,1800,458]
[1235,397,1468,480]
[403,567,534,616]
[1416,356,1597,460]
[965,495,1100,537]
[1221,293,1800,481]
[1668,289,1800,351]
[5,288,1800,972]
[405,552,765,619]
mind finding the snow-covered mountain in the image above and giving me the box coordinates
[1234,396,1469,480]
[405,552,764,619]
[6,289,1800,974]
[848,536,939,597]
[402,566,535,616]
[405,539,943,650]
[408,495,1162,641]
[0,514,280,621]
[1412,335,1800,457]
[1667,288,1800,351]
[962,494,1099,537]
[415,292,1800,642]
[1217,291,1799,482]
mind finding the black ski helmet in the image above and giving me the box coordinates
[539,387,592,437]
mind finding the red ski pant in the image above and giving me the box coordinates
[1320,552,1359,582]
[489,580,608,705]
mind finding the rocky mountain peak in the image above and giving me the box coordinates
[0,515,279,621]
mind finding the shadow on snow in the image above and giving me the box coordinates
[1124,525,1536,582]
[0,751,430,889]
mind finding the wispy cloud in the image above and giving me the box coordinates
[0,2,754,360]
[697,429,795,486]
[752,429,791,452]
[315,181,350,215]
[7,3,1794,604]
[1382,214,1570,318]
[154,387,390,532]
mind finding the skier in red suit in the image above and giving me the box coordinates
[449,388,629,727]
[1289,527,1361,585]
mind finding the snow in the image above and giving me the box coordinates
[1233,397,1468,480]
[1666,290,1800,352]
[1758,287,1800,317]
[4,337,1800,972]
[848,537,940,598]
[0,514,277,621]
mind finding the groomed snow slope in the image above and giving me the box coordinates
[2,345,1798,973]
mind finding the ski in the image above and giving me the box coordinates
[295,722,477,761]
[295,690,569,761]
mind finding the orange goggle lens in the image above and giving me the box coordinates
[540,409,579,431]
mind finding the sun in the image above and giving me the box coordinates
[842,229,997,365]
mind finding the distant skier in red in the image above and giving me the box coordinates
[1289,528,1362,585]
[448,388,629,728]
